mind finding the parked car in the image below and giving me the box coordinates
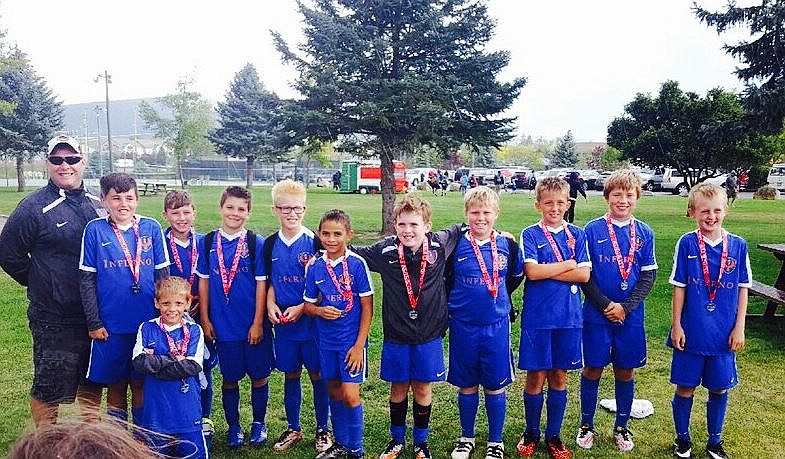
[578,169,600,191]
[510,169,536,190]
[660,168,689,194]
[768,163,785,191]
[406,167,437,187]
[595,171,613,190]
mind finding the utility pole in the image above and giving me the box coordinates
[95,106,103,176]
[95,70,113,172]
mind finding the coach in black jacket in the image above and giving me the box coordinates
[0,135,104,425]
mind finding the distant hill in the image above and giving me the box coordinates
[62,98,161,138]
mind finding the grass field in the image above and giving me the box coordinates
[1,186,784,458]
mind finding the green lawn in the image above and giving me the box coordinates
[1,186,784,458]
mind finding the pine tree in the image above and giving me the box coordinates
[210,64,289,188]
[551,130,577,167]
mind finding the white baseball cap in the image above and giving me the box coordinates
[47,135,81,155]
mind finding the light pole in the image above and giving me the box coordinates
[95,70,113,172]
[95,106,103,176]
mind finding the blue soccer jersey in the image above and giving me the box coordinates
[303,250,373,350]
[164,228,204,298]
[447,231,523,325]
[133,318,205,434]
[520,221,591,329]
[79,215,170,333]
[583,216,657,326]
[668,230,751,355]
[195,229,266,342]
[269,228,317,341]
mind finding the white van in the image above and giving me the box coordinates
[768,163,785,191]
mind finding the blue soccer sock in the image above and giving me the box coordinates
[580,375,600,427]
[345,403,364,456]
[484,392,507,443]
[615,379,635,429]
[389,398,408,444]
[707,392,729,447]
[523,391,544,438]
[201,369,213,417]
[311,377,330,432]
[222,387,241,428]
[458,391,480,438]
[131,406,143,426]
[545,388,568,440]
[672,393,694,443]
[251,384,269,424]
[284,378,302,431]
[329,399,348,446]
[412,400,431,445]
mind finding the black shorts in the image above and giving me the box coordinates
[30,321,92,404]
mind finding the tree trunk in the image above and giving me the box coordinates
[16,155,25,192]
[178,158,186,189]
[246,156,254,189]
[272,162,277,183]
[303,157,312,188]
[380,146,397,236]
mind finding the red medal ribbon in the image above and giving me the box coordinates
[169,229,198,288]
[606,215,636,283]
[468,232,499,298]
[697,230,728,304]
[159,319,190,358]
[110,217,142,285]
[398,238,429,311]
[541,222,576,261]
[216,231,246,301]
[325,253,353,314]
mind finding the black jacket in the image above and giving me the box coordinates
[352,225,461,344]
[0,180,103,326]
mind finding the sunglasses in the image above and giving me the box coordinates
[48,156,82,166]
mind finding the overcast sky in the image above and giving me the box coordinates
[2,0,751,142]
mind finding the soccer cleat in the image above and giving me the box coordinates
[414,442,432,459]
[379,439,405,459]
[545,436,571,459]
[226,425,245,449]
[575,424,596,450]
[315,429,334,454]
[273,427,303,452]
[613,426,635,452]
[673,438,693,458]
[249,422,268,447]
[706,441,728,459]
[485,442,505,459]
[316,443,348,459]
[516,432,540,457]
[202,418,215,451]
[451,437,476,459]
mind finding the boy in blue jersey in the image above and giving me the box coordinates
[669,183,749,459]
[516,177,591,459]
[162,190,217,449]
[79,172,170,425]
[576,170,657,452]
[133,276,207,458]
[350,194,461,459]
[266,180,332,453]
[196,186,273,449]
[304,210,374,459]
[448,186,523,459]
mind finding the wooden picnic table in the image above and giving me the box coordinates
[750,243,785,320]
[140,182,168,196]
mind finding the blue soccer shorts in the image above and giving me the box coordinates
[275,338,321,373]
[582,323,647,369]
[216,339,275,383]
[87,333,143,385]
[518,327,583,371]
[670,350,739,391]
[319,345,367,384]
[447,318,514,391]
[380,337,446,383]
[148,430,208,459]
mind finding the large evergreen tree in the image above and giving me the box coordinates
[0,48,62,191]
[210,64,289,188]
[551,130,577,167]
[139,78,214,188]
[274,0,525,234]
[694,1,785,134]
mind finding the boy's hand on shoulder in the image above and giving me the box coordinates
[248,322,263,344]
[499,230,515,240]
[320,306,343,320]
[603,302,626,323]
[143,348,154,355]
[268,303,282,324]
[729,326,745,352]
[202,321,216,342]
[344,344,364,373]
[671,324,686,351]
[89,327,109,341]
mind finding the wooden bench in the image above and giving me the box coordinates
[748,279,785,320]
[140,182,167,196]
